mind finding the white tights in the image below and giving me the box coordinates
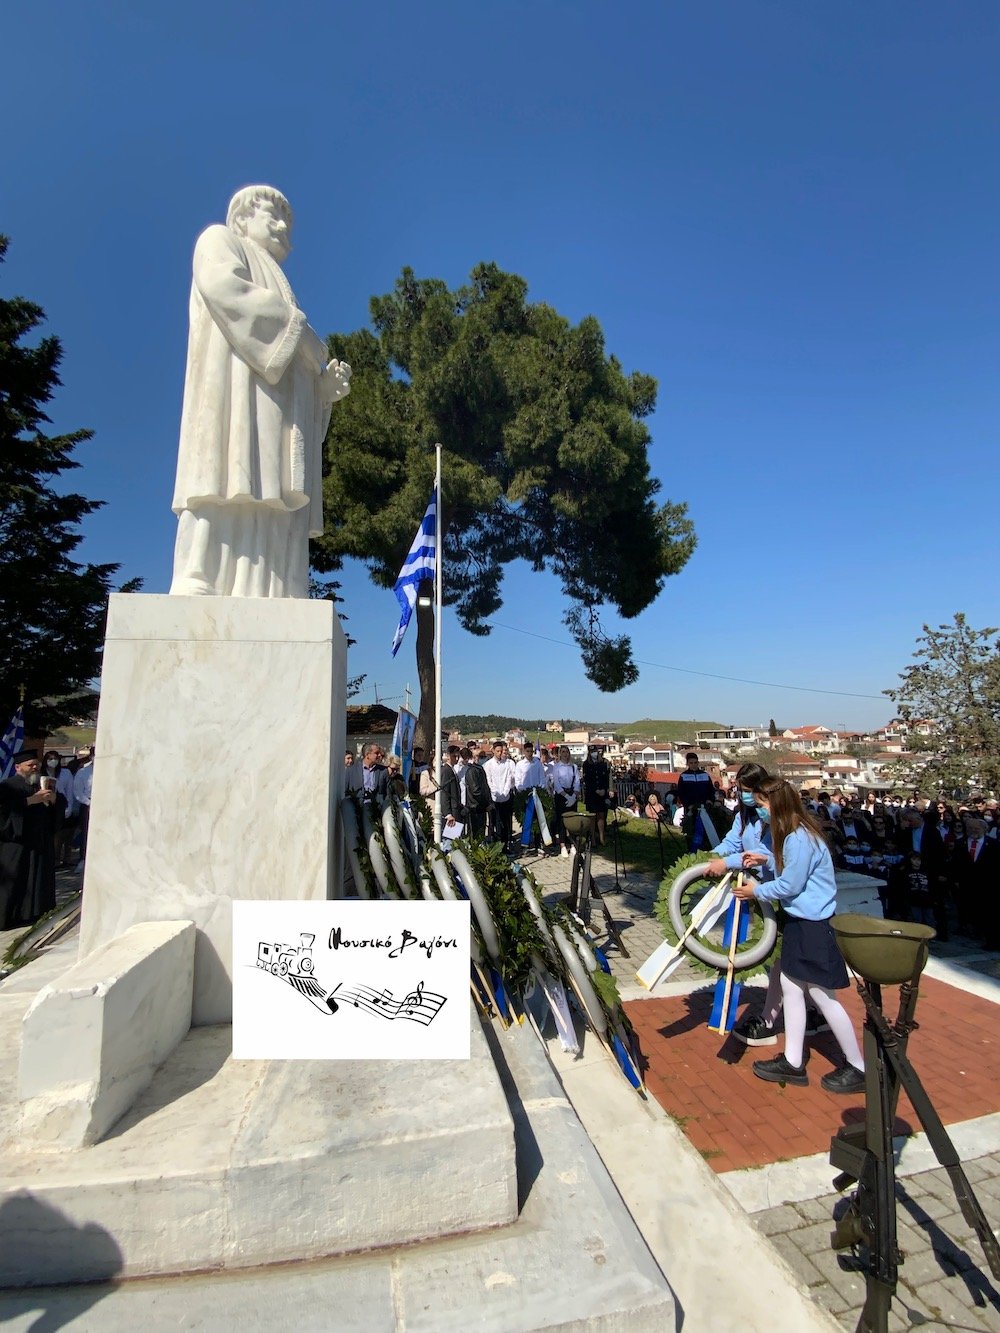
[781,972,864,1072]
[760,965,783,1027]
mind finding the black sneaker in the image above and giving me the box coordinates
[821,1065,865,1095]
[753,1055,809,1087]
[805,1008,830,1036]
[733,1014,778,1047]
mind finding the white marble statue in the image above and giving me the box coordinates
[169,186,351,598]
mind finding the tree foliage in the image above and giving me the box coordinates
[0,236,137,733]
[442,714,553,737]
[312,262,695,741]
[884,614,1000,795]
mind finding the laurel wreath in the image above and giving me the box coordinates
[653,851,778,983]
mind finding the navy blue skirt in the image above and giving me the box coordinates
[780,916,849,990]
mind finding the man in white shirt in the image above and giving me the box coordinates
[514,742,547,792]
[514,742,548,854]
[450,746,469,808]
[482,740,517,848]
[548,745,580,859]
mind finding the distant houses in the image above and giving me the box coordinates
[362,710,939,791]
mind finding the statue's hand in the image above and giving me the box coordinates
[321,358,352,403]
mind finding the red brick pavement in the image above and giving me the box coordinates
[624,975,1000,1174]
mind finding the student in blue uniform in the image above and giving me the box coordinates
[735,776,864,1094]
[704,763,779,1044]
[704,764,829,1046]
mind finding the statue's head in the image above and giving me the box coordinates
[226,185,293,263]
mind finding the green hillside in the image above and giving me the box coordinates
[612,719,723,740]
[443,715,722,741]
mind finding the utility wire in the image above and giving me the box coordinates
[486,620,886,701]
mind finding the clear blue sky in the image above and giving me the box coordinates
[4,1,997,731]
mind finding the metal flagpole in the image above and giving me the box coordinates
[433,443,443,845]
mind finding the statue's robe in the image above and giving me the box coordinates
[0,777,56,929]
[170,226,332,597]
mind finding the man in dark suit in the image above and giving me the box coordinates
[358,743,390,802]
[899,809,948,939]
[954,818,1000,947]
[463,748,493,840]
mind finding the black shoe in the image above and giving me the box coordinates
[821,1064,865,1095]
[804,1008,830,1036]
[753,1055,809,1087]
[733,1014,778,1047]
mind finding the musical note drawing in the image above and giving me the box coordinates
[338,981,446,1027]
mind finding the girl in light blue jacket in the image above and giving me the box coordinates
[704,763,783,1045]
[735,778,864,1094]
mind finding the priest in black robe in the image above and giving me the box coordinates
[0,748,59,929]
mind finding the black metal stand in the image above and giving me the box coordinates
[830,974,1000,1333]
[608,808,627,891]
[566,823,629,958]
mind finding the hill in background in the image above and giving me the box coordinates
[443,715,722,741]
[612,719,723,741]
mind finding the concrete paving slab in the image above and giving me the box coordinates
[722,1111,1000,1212]
[538,1019,841,1332]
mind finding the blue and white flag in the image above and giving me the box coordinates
[391,706,418,784]
[0,706,25,779]
[391,489,436,657]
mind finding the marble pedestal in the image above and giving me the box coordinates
[0,1000,516,1286]
[78,594,346,1025]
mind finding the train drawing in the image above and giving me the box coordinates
[257,933,316,978]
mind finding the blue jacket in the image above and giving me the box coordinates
[753,826,838,921]
[713,811,771,869]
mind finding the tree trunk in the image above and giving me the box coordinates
[414,588,436,752]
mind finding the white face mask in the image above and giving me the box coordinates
[46,759,58,772]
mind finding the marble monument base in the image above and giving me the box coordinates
[78,594,347,1025]
[19,921,195,1150]
[0,996,517,1286]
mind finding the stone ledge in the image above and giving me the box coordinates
[18,921,195,1150]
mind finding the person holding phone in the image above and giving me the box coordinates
[0,749,58,928]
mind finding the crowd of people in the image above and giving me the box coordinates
[0,745,94,931]
[617,761,998,949]
[346,737,616,857]
[789,788,999,948]
[346,739,998,954]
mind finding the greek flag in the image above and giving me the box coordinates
[391,490,436,656]
[0,706,25,779]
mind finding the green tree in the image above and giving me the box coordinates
[312,262,695,744]
[0,236,138,734]
[884,614,1000,795]
[768,717,778,737]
